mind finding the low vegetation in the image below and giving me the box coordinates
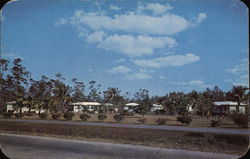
[230,114,248,128]
[51,113,62,120]
[138,118,147,124]
[176,116,192,125]
[63,112,74,120]
[14,113,24,119]
[38,113,48,119]
[210,120,221,127]
[97,114,107,121]
[0,121,248,155]
[113,114,124,122]
[156,118,167,125]
[79,113,91,121]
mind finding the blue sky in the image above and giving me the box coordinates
[1,0,249,96]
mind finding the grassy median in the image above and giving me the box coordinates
[0,121,249,156]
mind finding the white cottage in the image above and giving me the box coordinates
[213,101,247,114]
[124,103,139,112]
[71,102,101,113]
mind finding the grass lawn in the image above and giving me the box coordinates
[0,121,248,156]
[1,113,246,129]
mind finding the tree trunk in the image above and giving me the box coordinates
[236,100,240,114]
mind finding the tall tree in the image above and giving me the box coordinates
[228,86,248,114]
[88,80,102,102]
[71,78,85,102]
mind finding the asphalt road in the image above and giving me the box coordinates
[0,133,240,159]
[0,118,250,135]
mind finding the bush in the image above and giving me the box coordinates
[2,112,13,118]
[25,112,36,117]
[138,118,147,124]
[210,120,221,127]
[14,113,24,118]
[113,114,124,122]
[231,114,248,128]
[39,113,48,119]
[63,112,74,120]
[98,114,107,121]
[121,111,134,116]
[52,113,62,120]
[79,113,91,121]
[156,118,167,125]
[177,116,192,125]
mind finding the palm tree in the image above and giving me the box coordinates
[229,86,248,114]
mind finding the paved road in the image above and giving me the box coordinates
[1,118,250,135]
[0,133,240,159]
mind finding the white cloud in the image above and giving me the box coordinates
[54,18,68,26]
[110,5,121,11]
[226,59,248,74]
[114,58,126,63]
[86,31,106,43]
[134,53,200,68]
[169,80,212,88]
[225,58,249,86]
[88,68,94,72]
[160,76,165,80]
[126,72,152,80]
[97,34,176,57]
[65,9,190,35]
[107,65,131,74]
[137,3,173,15]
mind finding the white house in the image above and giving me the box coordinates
[213,101,247,114]
[71,102,102,113]
[124,103,139,112]
[151,104,164,112]
[6,101,45,114]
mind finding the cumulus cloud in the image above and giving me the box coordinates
[126,72,152,80]
[169,80,212,88]
[97,34,176,57]
[63,9,190,36]
[107,65,131,74]
[134,53,200,68]
[225,58,249,86]
[226,59,248,74]
[54,3,207,57]
[192,13,207,27]
[110,5,121,11]
[86,31,106,43]
[137,3,173,15]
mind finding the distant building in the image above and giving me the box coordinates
[124,103,139,112]
[151,104,164,112]
[213,101,247,114]
[71,102,102,113]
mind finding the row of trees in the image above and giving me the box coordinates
[0,58,249,115]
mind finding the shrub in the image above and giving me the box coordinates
[2,112,13,118]
[177,116,192,125]
[25,112,36,117]
[79,113,91,121]
[39,113,48,119]
[113,114,124,122]
[156,118,167,125]
[14,113,24,118]
[52,113,62,120]
[210,120,221,127]
[98,114,107,121]
[231,114,248,128]
[138,118,147,124]
[121,111,134,116]
[63,112,74,120]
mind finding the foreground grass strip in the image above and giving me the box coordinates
[0,121,248,155]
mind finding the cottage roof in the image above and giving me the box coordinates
[125,103,139,106]
[71,102,101,106]
[213,101,246,106]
